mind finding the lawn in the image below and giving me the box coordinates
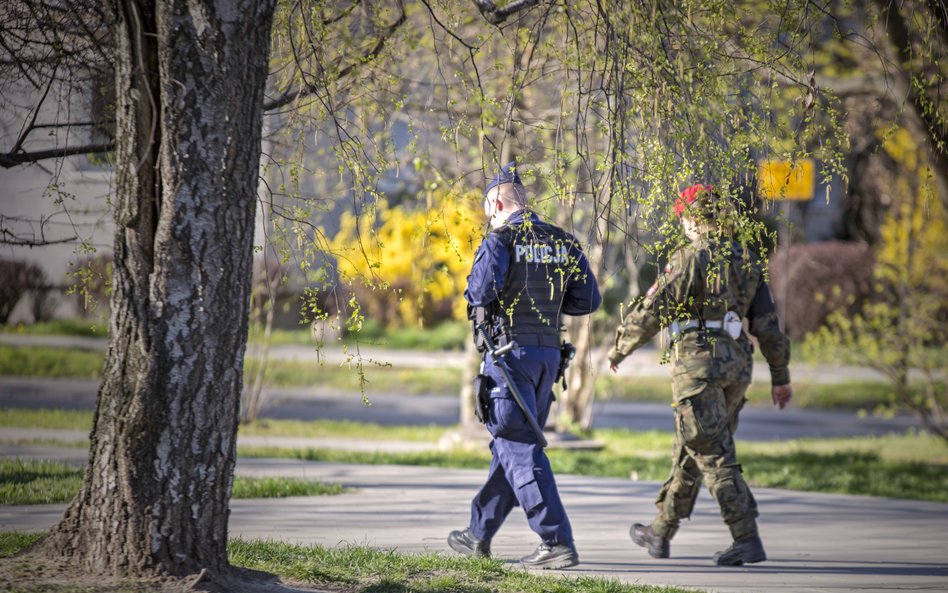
[238,428,948,503]
[0,532,698,593]
[0,342,920,410]
[0,458,349,505]
[4,408,946,503]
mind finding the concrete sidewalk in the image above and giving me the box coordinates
[2,448,947,593]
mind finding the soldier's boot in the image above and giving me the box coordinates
[520,542,579,569]
[630,523,670,559]
[447,529,491,558]
[713,534,766,566]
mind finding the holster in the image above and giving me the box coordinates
[555,341,576,390]
[472,373,492,424]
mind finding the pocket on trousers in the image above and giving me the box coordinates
[487,398,521,439]
[676,394,726,449]
[512,469,543,513]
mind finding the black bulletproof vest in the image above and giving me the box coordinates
[492,215,576,348]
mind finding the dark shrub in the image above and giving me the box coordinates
[0,258,31,324]
[24,263,59,322]
[769,241,875,340]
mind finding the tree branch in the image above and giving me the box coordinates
[925,0,948,46]
[263,2,407,112]
[0,141,114,168]
[471,0,541,25]
[0,229,78,247]
[876,0,948,209]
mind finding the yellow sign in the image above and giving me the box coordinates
[758,158,816,201]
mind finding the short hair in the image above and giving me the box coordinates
[494,182,527,209]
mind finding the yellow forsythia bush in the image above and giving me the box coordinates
[877,128,948,301]
[331,189,484,328]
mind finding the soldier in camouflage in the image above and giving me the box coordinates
[607,183,793,566]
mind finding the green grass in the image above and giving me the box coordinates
[0,345,104,380]
[247,356,462,394]
[0,344,462,395]
[0,459,84,505]
[239,417,447,442]
[230,476,349,498]
[1,319,107,337]
[0,533,695,593]
[0,459,350,505]
[240,428,948,503]
[3,318,469,351]
[0,532,43,558]
[4,408,948,501]
[0,408,92,432]
[0,408,447,442]
[597,373,900,410]
[228,538,695,593]
[2,319,935,412]
[0,341,919,411]
[344,318,469,351]
[250,323,464,349]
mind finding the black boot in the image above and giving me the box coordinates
[630,523,670,559]
[713,534,766,566]
[520,542,579,569]
[447,529,490,557]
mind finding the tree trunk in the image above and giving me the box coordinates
[39,0,275,577]
[559,205,609,431]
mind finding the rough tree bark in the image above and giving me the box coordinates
[38,0,276,577]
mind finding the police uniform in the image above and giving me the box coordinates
[608,231,790,558]
[452,167,601,568]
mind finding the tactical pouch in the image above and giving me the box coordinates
[472,373,492,424]
[468,306,490,352]
[468,304,507,353]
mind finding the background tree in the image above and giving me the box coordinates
[806,129,948,442]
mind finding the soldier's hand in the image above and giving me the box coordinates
[772,384,793,410]
[610,363,619,373]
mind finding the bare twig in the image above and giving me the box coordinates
[471,0,541,25]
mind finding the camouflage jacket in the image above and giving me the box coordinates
[607,237,790,397]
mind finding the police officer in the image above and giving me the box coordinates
[447,162,601,569]
[608,183,792,566]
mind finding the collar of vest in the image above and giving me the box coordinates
[498,209,538,228]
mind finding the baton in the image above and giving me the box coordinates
[476,324,548,448]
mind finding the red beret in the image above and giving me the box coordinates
[675,183,714,217]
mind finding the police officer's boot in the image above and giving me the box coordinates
[447,529,490,557]
[520,542,579,569]
[713,534,766,566]
[630,523,670,559]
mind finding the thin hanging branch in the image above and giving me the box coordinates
[263,2,407,112]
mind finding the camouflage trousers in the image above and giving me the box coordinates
[650,378,759,541]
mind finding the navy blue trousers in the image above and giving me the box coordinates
[467,346,573,546]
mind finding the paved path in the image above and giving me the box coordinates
[1,332,930,440]
[0,375,925,441]
[2,448,947,593]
